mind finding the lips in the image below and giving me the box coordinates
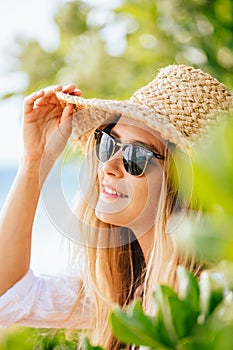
[102,184,128,198]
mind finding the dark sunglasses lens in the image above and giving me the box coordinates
[123,145,147,176]
[95,130,149,176]
[96,131,115,162]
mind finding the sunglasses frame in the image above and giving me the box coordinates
[94,128,165,177]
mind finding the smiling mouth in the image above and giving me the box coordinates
[102,186,128,198]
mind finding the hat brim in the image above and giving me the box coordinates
[56,91,188,149]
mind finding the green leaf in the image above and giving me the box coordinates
[217,261,233,291]
[168,297,198,339]
[80,337,104,350]
[153,285,179,345]
[199,270,225,318]
[110,300,171,348]
[176,335,213,350]
[154,284,198,342]
[213,326,233,350]
[177,266,200,313]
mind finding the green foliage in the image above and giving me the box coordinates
[176,267,200,314]
[109,266,233,349]
[33,329,77,349]
[79,337,104,350]
[176,117,233,262]
[154,0,233,87]
[111,299,171,348]
[3,0,233,102]
[0,326,35,350]
[0,327,77,350]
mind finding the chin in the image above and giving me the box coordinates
[95,208,130,227]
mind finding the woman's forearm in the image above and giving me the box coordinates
[0,161,41,295]
[0,84,79,296]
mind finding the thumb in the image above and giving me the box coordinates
[61,103,74,123]
[59,104,73,139]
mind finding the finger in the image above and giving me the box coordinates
[61,104,74,123]
[34,86,64,106]
[59,105,73,138]
[41,85,62,97]
[62,84,82,95]
[70,88,82,96]
[62,84,76,93]
[24,90,45,114]
[34,92,62,105]
[44,85,62,93]
[53,85,63,92]
[34,96,57,107]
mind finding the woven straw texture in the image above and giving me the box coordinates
[56,65,233,149]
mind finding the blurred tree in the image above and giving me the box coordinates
[4,0,233,102]
[155,0,233,87]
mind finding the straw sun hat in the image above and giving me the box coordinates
[56,65,233,149]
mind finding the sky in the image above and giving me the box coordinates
[0,0,71,274]
[0,0,61,168]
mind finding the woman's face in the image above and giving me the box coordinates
[95,117,166,237]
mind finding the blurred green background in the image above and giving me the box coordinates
[2,0,233,101]
[0,0,233,349]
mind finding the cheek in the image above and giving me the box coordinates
[97,167,103,187]
[134,168,164,217]
[130,180,148,210]
[134,164,163,198]
[95,164,164,229]
[126,169,163,218]
[137,186,156,211]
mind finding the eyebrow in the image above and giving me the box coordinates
[110,130,163,154]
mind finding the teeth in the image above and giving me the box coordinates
[105,187,117,195]
[104,186,127,197]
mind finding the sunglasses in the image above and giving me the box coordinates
[94,129,165,177]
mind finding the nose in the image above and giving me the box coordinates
[102,151,124,177]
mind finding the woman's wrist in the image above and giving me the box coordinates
[20,152,56,185]
[20,157,41,173]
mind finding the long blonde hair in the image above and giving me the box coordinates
[69,127,201,349]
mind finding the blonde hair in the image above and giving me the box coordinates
[69,128,202,349]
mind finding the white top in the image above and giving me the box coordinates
[0,269,92,329]
[0,270,148,350]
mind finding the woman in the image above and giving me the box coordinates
[0,65,232,349]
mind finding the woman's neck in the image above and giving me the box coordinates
[137,227,154,265]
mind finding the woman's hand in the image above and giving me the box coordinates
[23,84,81,165]
[0,85,82,295]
